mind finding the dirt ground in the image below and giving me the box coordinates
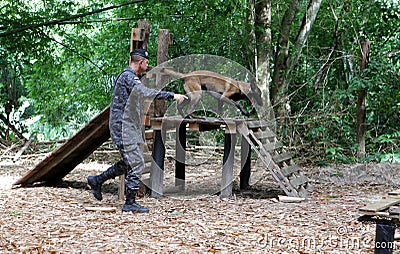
[1,150,400,253]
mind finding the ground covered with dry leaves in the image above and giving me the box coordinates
[1,151,400,253]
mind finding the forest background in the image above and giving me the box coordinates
[0,0,398,166]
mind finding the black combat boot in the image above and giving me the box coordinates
[122,189,149,213]
[87,165,119,200]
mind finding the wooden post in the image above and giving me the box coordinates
[240,133,251,189]
[221,122,236,198]
[130,21,150,53]
[150,126,165,198]
[374,223,395,254]
[138,20,150,51]
[154,29,173,116]
[118,176,125,201]
[175,122,186,190]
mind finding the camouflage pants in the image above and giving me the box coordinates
[111,143,145,192]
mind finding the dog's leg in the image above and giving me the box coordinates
[206,91,224,116]
[177,97,190,118]
[220,95,250,117]
[186,90,202,118]
[184,79,203,118]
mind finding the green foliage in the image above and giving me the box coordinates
[287,0,399,165]
[0,0,398,167]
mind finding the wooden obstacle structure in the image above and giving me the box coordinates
[148,116,311,198]
[14,20,312,199]
[14,112,311,199]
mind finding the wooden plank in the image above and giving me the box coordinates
[290,175,308,188]
[388,206,400,215]
[273,153,292,164]
[262,141,283,153]
[278,195,306,203]
[359,198,400,213]
[281,165,301,177]
[388,190,400,197]
[84,206,117,212]
[253,130,276,140]
[247,120,268,129]
[118,174,125,201]
[359,211,390,217]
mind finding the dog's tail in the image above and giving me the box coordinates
[161,68,185,79]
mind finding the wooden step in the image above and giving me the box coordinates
[247,120,268,129]
[253,130,276,140]
[281,165,301,177]
[290,175,308,188]
[273,153,292,164]
[262,141,283,153]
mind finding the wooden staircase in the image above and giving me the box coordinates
[237,120,311,198]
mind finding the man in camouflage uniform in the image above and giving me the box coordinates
[87,49,187,213]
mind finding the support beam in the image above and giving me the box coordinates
[150,129,165,198]
[221,123,236,198]
[175,122,186,190]
[240,133,251,189]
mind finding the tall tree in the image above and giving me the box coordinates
[251,0,274,123]
[271,0,322,133]
[357,40,370,159]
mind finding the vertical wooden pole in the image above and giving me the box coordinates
[175,122,186,190]
[118,176,125,201]
[374,223,395,254]
[151,127,165,198]
[221,123,236,198]
[154,29,173,116]
[240,134,251,189]
[138,21,150,51]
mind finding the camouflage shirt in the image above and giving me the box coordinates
[110,66,174,146]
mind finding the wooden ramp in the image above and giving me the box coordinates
[238,120,311,198]
[14,106,111,186]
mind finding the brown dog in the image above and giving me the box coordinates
[162,68,263,117]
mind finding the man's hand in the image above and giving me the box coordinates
[173,94,188,104]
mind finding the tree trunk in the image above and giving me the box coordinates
[271,0,299,129]
[271,0,322,134]
[289,0,323,72]
[251,0,274,122]
[357,40,370,159]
